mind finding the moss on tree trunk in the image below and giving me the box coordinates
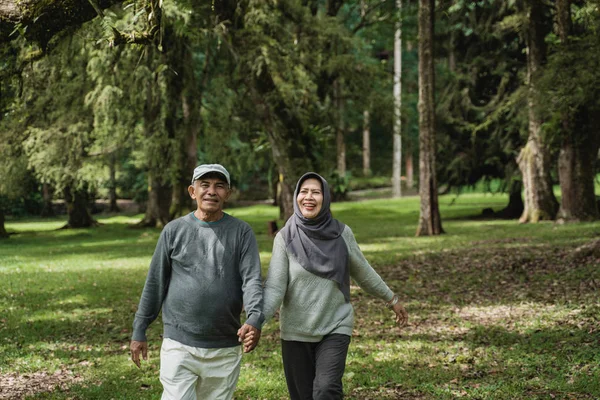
[517,0,558,223]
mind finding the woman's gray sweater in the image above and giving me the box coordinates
[263,225,394,342]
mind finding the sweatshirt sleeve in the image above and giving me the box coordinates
[239,227,265,330]
[344,226,394,302]
[262,233,289,324]
[131,228,172,342]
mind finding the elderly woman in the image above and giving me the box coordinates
[242,172,407,400]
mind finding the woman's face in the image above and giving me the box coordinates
[296,178,324,219]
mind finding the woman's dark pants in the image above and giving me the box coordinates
[281,334,351,400]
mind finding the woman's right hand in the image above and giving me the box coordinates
[392,302,408,327]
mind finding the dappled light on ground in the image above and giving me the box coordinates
[1,205,599,399]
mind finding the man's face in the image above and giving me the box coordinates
[188,177,231,214]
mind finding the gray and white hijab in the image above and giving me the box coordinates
[280,172,350,302]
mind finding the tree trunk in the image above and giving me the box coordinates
[497,180,524,219]
[392,0,403,198]
[170,37,199,219]
[360,0,371,178]
[63,185,96,228]
[517,0,558,223]
[40,183,55,217]
[416,0,443,236]
[555,0,599,221]
[137,42,176,228]
[0,209,8,238]
[406,153,414,189]
[556,108,600,221]
[335,79,346,177]
[270,166,279,206]
[108,153,119,213]
[448,30,456,73]
[277,164,296,221]
[250,65,316,221]
[393,134,402,197]
[362,110,371,177]
[138,176,172,228]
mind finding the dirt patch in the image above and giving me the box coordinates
[0,369,83,399]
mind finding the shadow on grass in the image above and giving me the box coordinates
[0,223,160,262]
[375,245,600,305]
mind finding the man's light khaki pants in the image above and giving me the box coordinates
[160,338,242,400]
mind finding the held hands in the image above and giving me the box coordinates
[237,323,261,353]
[130,340,148,368]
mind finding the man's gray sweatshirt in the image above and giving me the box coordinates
[132,212,264,348]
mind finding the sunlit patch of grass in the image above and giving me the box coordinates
[4,217,67,233]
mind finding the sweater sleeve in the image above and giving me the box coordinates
[132,228,172,342]
[262,233,289,324]
[239,227,265,330]
[343,226,394,302]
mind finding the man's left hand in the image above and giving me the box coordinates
[237,324,261,353]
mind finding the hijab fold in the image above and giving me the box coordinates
[279,172,350,302]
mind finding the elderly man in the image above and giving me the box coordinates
[130,164,264,400]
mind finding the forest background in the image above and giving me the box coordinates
[1,0,598,232]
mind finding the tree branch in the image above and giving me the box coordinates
[351,0,390,34]
[0,0,124,48]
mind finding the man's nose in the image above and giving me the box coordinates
[206,185,217,195]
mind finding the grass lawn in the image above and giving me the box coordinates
[0,193,599,399]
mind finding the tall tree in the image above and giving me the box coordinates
[392,0,403,198]
[362,110,371,176]
[231,0,386,219]
[249,65,317,221]
[169,35,202,220]
[416,0,443,236]
[18,36,99,228]
[435,1,527,218]
[516,0,558,223]
[135,44,174,228]
[553,0,599,221]
[335,79,347,177]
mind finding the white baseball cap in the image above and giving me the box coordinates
[191,164,231,186]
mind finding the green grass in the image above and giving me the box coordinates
[1,193,599,399]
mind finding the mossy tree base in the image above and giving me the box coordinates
[136,179,172,229]
[517,141,558,223]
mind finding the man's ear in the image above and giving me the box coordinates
[224,187,232,201]
[188,184,196,199]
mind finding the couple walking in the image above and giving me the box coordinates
[130,164,408,400]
